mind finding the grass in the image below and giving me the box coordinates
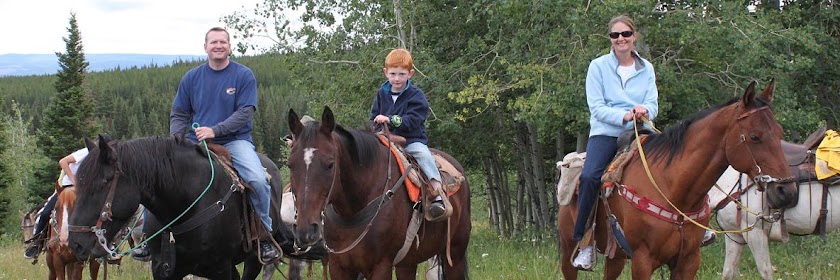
[2,197,839,279]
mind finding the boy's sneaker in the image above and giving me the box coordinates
[131,244,151,262]
[701,230,717,247]
[572,245,595,271]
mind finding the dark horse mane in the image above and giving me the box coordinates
[642,96,772,163]
[76,136,205,193]
[298,121,383,168]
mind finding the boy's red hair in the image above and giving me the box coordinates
[385,48,413,69]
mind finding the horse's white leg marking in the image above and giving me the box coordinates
[722,236,744,280]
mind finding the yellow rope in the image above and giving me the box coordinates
[632,117,770,234]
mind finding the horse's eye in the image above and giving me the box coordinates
[327,162,335,169]
[750,134,761,143]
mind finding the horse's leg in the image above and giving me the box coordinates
[262,262,276,280]
[628,246,657,279]
[89,259,101,280]
[394,264,417,280]
[557,207,579,280]
[668,247,701,280]
[721,234,745,280]
[369,261,394,280]
[288,259,304,280]
[745,229,774,280]
[69,262,84,280]
[602,257,627,280]
[327,260,356,280]
[240,257,262,280]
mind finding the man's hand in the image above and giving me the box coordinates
[195,126,216,141]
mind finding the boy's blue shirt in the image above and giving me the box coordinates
[172,61,258,144]
[586,49,659,137]
[369,80,429,145]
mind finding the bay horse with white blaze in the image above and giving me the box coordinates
[557,80,799,279]
[47,187,101,280]
[286,107,471,279]
[67,135,317,279]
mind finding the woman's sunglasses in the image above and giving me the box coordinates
[608,31,634,39]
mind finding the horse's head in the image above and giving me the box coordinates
[20,205,41,242]
[69,134,142,260]
[286,107,338,248]
[724,80,798,209]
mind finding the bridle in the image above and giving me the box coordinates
[733,104,795,191]
[67,160,123,260]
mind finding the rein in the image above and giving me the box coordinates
[630,106,786,234]
[315,124,411,255]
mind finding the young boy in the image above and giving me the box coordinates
[370,48,451,222]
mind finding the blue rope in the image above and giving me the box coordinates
[115,122,218,257]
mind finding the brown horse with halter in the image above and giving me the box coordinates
[47,187,102,280]
[286,107,471,279]
[558,80,799,279]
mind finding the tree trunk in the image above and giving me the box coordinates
[576,131,588,153]
[392,0,407,48]
[527,122,551,230]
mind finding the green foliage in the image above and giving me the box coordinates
[0,102,50,234]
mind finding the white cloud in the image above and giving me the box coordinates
[0,0,264,55]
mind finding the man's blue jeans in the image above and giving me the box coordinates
[226,140,272,231]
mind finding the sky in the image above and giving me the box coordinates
[0,0,268,55]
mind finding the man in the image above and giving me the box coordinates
[132,27,279,263]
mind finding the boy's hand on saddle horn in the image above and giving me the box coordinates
[373,114,391,124]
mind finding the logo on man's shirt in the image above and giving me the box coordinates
[226,88,236,95]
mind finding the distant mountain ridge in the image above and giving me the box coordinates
[0,54,206,77]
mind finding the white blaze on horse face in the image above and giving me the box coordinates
[60,205,70,246]
[304,148,317,169]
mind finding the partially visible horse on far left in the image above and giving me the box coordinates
[47,187,101,280]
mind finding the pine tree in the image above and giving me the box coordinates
[37,12,95,162]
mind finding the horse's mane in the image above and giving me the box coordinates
[642,96,771,163]
[298,121,383,167]
[77,136,202,192]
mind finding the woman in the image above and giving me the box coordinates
[571,15,659,270]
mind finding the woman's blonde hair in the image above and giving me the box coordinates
[608,15,636,33]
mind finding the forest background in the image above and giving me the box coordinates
[0,0,838,244]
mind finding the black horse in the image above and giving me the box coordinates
[68,134,322,279]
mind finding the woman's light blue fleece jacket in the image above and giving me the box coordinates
[586,49,659,137]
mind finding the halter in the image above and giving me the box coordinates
[733,104,795,190]
[292,124,409,255]
[67,160,123,260]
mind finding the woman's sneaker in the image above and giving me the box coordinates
[701,230,717,247]
[572,245,595,271]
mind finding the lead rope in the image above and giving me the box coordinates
[632,117,774,235]
[119,122,219,257]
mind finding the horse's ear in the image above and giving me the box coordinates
[288,109,302,136]
[84,137,97,151]
[97,134,117,164]
[319,106,336,136]
[742,81,758,108]
[760,78,775,103]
